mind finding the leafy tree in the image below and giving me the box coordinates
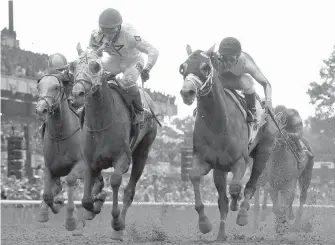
[306,46,335,161]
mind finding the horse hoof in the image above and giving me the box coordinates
[260,210,268,222]
[54,197,65,205]
[65,217,77,231]
[199,216,212,234]
[82,198,94,211]
[72,221,84,236]
[230,199,239,211]
[83,210,96,220]
[216,235,227,242]
[111,218,125,231]
[288,211,295,221]
[236,210,248,226]
[36,211,49,223]
[111,230,124,241]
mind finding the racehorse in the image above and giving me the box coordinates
[70,44,158,240]
[266,106,314,233]
[179,44,276,241]
[35,73,106,235]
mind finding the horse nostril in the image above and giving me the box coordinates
[42,108,48,114]
[78,91,85,97]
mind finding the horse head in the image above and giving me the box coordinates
[70,43,105,103]
[179,44,216,105]
[36,74,69,120]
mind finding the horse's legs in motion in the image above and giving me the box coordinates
[36,171,63,222]
[110,152,131,240]
[260,184,270,221]
[293,159,313,230]
[213,169,229,241]
[237,148,270,226]
[91,173,107,214]
[252,184,261,230]
[229,158,247,212]
[64,160,86,235]
[81,154,99,219]
[119,133,155,238]
[189,156,212,234]
[283,179,298,221]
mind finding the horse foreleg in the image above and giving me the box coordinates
[230,157,247,212]
[81,158,95,217]
[91,173,107,214]
[285,179,298,221]
[260,184,270,221]
[110,152,131,241]
[189,156,212,234]
[64,161,84,233]
[213,169,229,241]
[36,167,53,222]
[252,184,261,230]
[237,149,269,226]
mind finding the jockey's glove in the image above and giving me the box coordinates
[141,69,150,82]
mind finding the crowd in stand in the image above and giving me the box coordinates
[1,44,176,105]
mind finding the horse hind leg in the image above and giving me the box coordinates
[292,158,313,230]
[190,156,212,234]
[118,133,155,240]
[213,169,229,241]
[110,151,131,241]
[237,148,269,226]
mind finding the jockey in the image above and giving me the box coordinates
[275,105,314,160]
[39,53,76,138]
[217,37,272,122]
[46,53,74,99]
[88,8,159,125]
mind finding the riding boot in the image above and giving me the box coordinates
[127,86,145,127]
[244,92,257,123]
[40,123,46,139]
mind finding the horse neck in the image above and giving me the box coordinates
[47,98,76,138]
[85,82,114,129]
[196,79,229,133]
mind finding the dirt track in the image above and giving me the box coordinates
[1,203,335,245]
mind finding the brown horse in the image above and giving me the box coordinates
[69,45,157,240]
[179,45,276,241]
[35,73,106,235]
[266,106,314,233]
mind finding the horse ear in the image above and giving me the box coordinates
[205,44,216,57]
[76,42,84,55]
[186,44,192,56]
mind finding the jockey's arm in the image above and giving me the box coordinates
[244,53,272,102]
[88,29,104,51]
[130,35,159,71]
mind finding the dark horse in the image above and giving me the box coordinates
[179,45,277,240]
[35,73,106,235]
[69,44,157,240]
